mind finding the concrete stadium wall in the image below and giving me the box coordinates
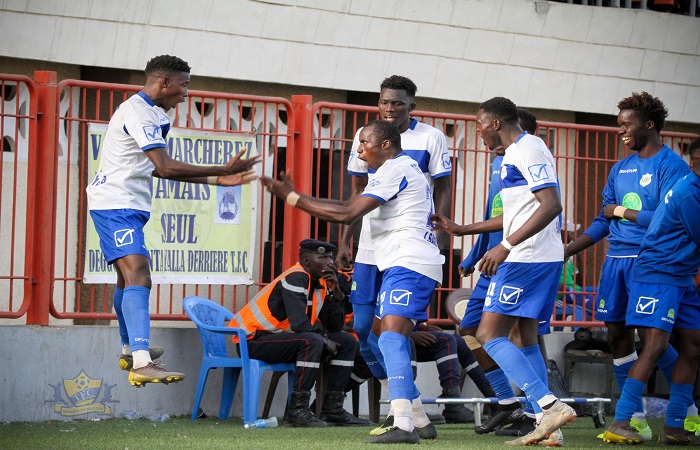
[0,325,612,423]
[0,0,698,124]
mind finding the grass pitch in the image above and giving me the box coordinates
[0,415,673,449]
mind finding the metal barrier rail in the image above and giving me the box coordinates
[48,79,295,321]
[0,72,696,326]
[0,74,36,319]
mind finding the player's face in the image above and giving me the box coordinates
[161,72,190,111]
[357,126,387,171]
[617,109,652,152]
[378,88,415,133]
[304,253,336,279]
[476,109,503,153]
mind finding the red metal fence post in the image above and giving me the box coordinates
[25,71,59,325]
[283,95,314,269]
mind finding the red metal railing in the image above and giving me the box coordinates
[0,71,697,329]
[0,74,37,319]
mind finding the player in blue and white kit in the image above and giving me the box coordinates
[433,97,575,446]
[565,92,691,441]
[86,55,259,387]
[336,75,452,437]
[604,136,700,445]
[261,120,444,444]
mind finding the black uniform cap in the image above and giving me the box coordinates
[299,239,337,255]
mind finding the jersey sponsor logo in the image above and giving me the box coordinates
[389,289,412,306]
[527,163,551,182]
[499,286,523,305]
[635,296,659,315]
[665,190,673,204]
[491,192,503,218]
[441,153,452,170]
[143,125,162,141]
[114,228,135,247]
[619,168,637,174]
[639,173,652,187]
[367,179,381,188]
[667,308,675,319]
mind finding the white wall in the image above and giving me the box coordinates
[0,0,698,123]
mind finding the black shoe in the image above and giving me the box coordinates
[495,415,536,436]
[442,405,475,424]
[320,409,372,427]
[474,405,524,435]
[284,407,327,427]
[427,413,446,425]
[364,426,420,444]
[416,422,437,439]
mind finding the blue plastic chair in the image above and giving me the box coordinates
[183,296,295,423]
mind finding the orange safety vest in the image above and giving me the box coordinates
[229,264,327,342]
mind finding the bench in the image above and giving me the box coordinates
[380,396,610,428]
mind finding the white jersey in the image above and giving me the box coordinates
[87,92,171,212]
[500,133,563,263]
[360,153,444,282]
[347,119,451,264]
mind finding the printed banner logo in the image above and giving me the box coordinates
[49,370,117,417]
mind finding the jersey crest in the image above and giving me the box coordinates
[639,173,652,187]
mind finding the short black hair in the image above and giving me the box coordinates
[479,97,518,124]
[380,75,417,98]
[617,92,668,133]
[145,55,191,77]
[517,108,538,135]
[365,119,402,149]
[687,136,700,156]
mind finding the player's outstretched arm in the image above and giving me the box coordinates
[430,214,503,236]
[260,171,380,224]
[147,147,261,179]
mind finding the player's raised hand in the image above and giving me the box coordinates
[224,150,261,175]
[217,169,257,186]
[260,170,296,200]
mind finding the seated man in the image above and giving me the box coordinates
[412,323,496,423]
[229,239,368,427]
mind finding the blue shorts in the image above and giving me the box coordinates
[378,267,437,322]
[349,262,383,306]
[626,282,700,333]
[90,209,150,264]
[596,257,635,323]
[483,262,561,321]
[459,275,490,329]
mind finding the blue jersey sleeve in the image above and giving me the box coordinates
[460,234,488,270]
[678,194,700,248]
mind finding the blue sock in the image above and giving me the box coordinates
[121,286,151,352]
[352,304,386,379]
[485,368,516,401]
[524,401,535,416]
[379,331,413,400]
[520,345,546,414]
[614,359,644,414]
[113,287,128,345]
[367,332,388,379]
[614,378,646,422]
[657,345,678,384]
[667,383,694,428]
[483,337,551,406]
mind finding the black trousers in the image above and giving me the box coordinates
[247,330,357,392]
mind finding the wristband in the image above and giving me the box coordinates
[206,175,218,185]
[613,206,627,219]
[286,191,300,207]
[500,239,513,251]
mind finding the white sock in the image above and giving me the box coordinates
[537,394,558,410]
[132,349,152,369]
[121,344,131,355]
[632,412,646,421]
[380,379,389,398]
[412,398,430,428]
[689,405,699,417]
[391,399,413,432]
